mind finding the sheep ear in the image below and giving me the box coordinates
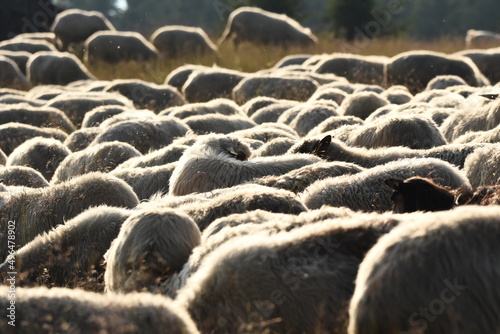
[314,135,331,157]
[384,178,403,190]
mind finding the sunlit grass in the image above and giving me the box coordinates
[86,35,467,84]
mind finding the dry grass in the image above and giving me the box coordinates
[86,35,467,84]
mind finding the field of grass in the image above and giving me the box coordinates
[86,35,467,84]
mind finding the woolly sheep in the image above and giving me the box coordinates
[0,172,139,260]
[183,114,256,134]
[274,54,312,68]
[252,137,297,157]
[50,9,115,50]
[0,206,131,290]
[118,144,187,168]
[45,92,133,127]
[182,68,247,103]
[465,29,500,49]
[233,74,319,105]
[308,115,364,137]
[455,48,500,84]
[90,117,190,154]
[249,101,297,124]
[80,105,129,127]
[0,55,30,90]
[313,54,387,86]
[380,85,413,104]
[0,39,57,53]
[425,74,468,90]
[103,79,186,112]
[288,102,339,136]
[0,122,67,155]
[169,134,321,195]
[13,32,56,44]
[339,91,389,120]
[0,286,199,334]
[97,110,157,128]
[241,96,282,116]
[308,87,348,105]
[453,124,500,144]
[7,137,71,181]
[464,144,500,187]
[254,160,364,193]
[176,213,406,334]
[0,94,45,106]
[349,205,500,334]
[293,135,490,169]
[230,122,299,141]
[104,208,201,293]
[164,64,212,91]
[0,166,49,188]
[27,51,95,86]
[51,141,141,184]
[64,127,102,152]
[111,163,176,200]
[301,158,471,212]
[386,50,489,94]
[150,25,217,57]
[0,148,6,165]
[84,31,159,64]
[161,98,243,119]
[0,103,75,133]
[219,6,317,47]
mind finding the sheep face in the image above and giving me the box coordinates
[199,135,251,161]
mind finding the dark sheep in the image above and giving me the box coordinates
[90,117,190,154]
[0,286,200,334]
[0,166,49,188]
[0,50,30,75]
[0,172,139,260]
[455,48,500,84]
[7,137,71,181]
[274,54,312,68]
[118,144,187,168]
[349,205,500,334]
[339,91,389,120]
[0,206,131,290]
[164,64,212,91]
[103,79,186,112]
[161,98,242,119]
[81,105,129,128]
[0,55,30,90]
[64,127,102,152]
[308,115,364,137]
[0,39,57,53]
[183,114,256,135]
[182,68,247,103]
[0,103,75,133]
[150,25,217,57]
[0,122,67,155]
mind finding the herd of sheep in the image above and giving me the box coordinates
[0,5,500,334]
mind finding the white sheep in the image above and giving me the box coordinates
[463,144,500,187]
[169,134,321,195]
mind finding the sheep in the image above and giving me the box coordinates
[308,115,364,137]
[455,48,500,84]
[273,54,312,68]
[160,98,243,119]
[45,92,133,127]
[111,163,177,200]
[64,127,102,152]
[50,9,115,51]
[0,93,45,106]
[292,134,490,169]
[0,206,131,290]
[464,144,500,187]
[97,110,157,128]
[182,68,247,103]
[0,39,57,53]
[341,114,447,149]
[90,117,190,154]
[176,213,409,334]
[465,28,500,49]
[118,144,187,168]
[313,54,388,86]
[0,122,67,155]
[454,124,500,144]
[13,32,56,44]
[0,166,49,188]
[425,74,468,90]
[103,79,186,112]
[0,55,30,90]
[339,91,389,120]
[288,102,339,136]
[0,148,5,165]
[51,141,141,184]
[380,85,413,104]
[441,97,500,141]
[348,205,500,334]
[233,74,320,105]
[301,158,471,212]
[84,31,159,64]
[164,64,212,91]
[252,137,297,157]
[169,134,321,196]
[104,208,201,293]
[249,101,297,124]
[241,96,282,116]
[254,161,364,193]
[7,137,71,181]
[219,6,317,47]
[386,50,489,94]
[308,87,349,105]
[183,114,256,135]
[81,105,129,127]
[27,51,95,86]
[0,172,139,260]
[0,286,200,334]
[150,25,217,57]
[0,103,75,133]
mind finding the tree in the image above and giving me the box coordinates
[327,0,375,40]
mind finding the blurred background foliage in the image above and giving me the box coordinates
[49,0,500,39]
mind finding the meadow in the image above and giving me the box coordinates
[86,35,468,83]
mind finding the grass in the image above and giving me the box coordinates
[86,35,468,84]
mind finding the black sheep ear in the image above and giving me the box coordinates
[313,135,331,157]
[384,178,403,190]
